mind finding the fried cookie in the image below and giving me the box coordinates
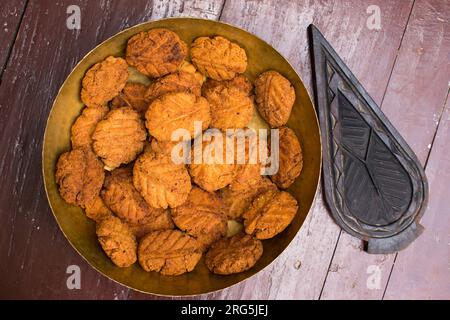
[255,71,295,128]
[171,187,227,249]
[191,36,247,81]
[218,132,269,218]
[126,28,187,78]
[111,82,150,116]
[149,138,190,163]
[126,211,174,239]
[55,148,104,208]
[178,60,205,85]
[205,234,263,275]
[133,150,192,209]
[188,134,236,192]
[203,80,254,131]
[202,75,253,96]
[81,56,128,107]
[229,129,268,189]
[96,216,137,267]
[92,107,146,170]
[222,177,278,220]
[101,168,173,231]
[243,189,298,239]
[270,126,303,189]
[71,105,109,150]
[145,71,202,102]
[84,196,113,222]
[138,229,202,275]
[145,91,210,141]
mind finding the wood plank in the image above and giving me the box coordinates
[384,92,450,299]
[0,0,27,78]
[0,0,223,300]
[206,0,413,300]
[321,0,450,300]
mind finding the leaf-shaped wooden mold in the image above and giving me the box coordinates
[310,25,428,254]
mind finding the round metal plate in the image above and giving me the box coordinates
[42,18,321,296]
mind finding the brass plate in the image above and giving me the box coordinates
[42,18,322,296]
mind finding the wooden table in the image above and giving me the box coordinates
[0,0,448,300]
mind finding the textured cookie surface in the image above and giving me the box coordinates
[133,150,192,209]
[55,148,104,208]
[101,168,173,231]
[145,91,210,142]
[243,189,298,239]
[125,211,174,239]
[84,196,113,222]
[111,82,150,116]
[81,56,128,107]
[203,79,254,131]
[191,36,247,81]
[138,230,202,275]
[222,177,277,220]
[145,71,202,102]
[92,107,146,170]
[96,216,137,267]
[255,70,295,128]
[171,187,227,249]
[71,105,109,150]
[126,28,187,78]
[270,126,303,189]
[188,134,236,192]
[205,234,263,275]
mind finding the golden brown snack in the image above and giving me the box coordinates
[171,187,227,249]
[138,230,202,275]
[255,71,295,128]
[228,129,269,188]
[92,107,146,170]
[222,177,278,220]
[203,79,254,131]
[243,189,298,240]
[81,56,128,107]
[202,75,253,96]
[96,216,137,267]
[149,138,190,163]
[191,36,247,81]
[133,150,192,209]
[84,196,113,222]
[101,168,173,231]
[145,91,210,141]
[55,148,104,208]
[270,126,303,189]
[218,131,271,218]
[71,105,109,150]
[178,60,205,85]
[126,212,174,239]
[205,234,263,275]
[126,28,187,78]
[145,71,202,102]
[188,134,236,192]
[111,82,150,116]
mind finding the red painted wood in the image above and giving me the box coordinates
[0,0,27,75]
[321,0,450,299]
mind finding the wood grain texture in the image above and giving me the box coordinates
[321,0,450,300]
[384,92,450,299]
[205,0,413,300]
[0,0,27,78]
[0,0,223,300]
